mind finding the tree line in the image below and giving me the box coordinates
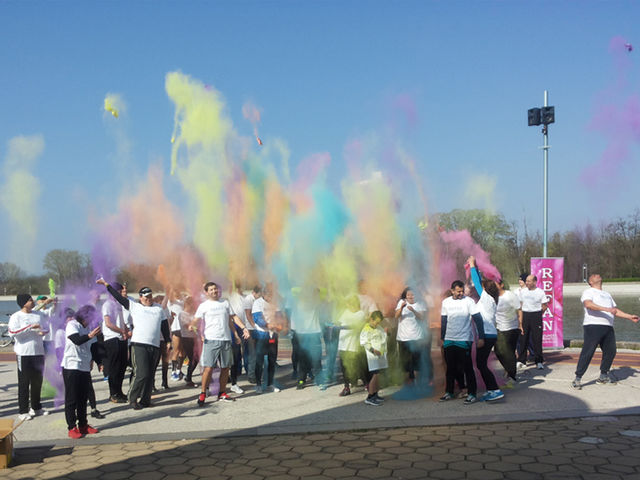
[1,209,639,295]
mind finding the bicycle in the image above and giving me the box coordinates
[0,318,13,348]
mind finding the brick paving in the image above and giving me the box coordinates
[5,415,640,479]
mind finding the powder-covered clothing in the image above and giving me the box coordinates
[9,310,46,356]
[496,291,521,331]
[395,300,427,341]
[337,309,366,352]
[178,311,196,338]
[195,299,236,341]
[360,323,388,371]
[61,320,96,372]
[243,294,257,330]
[520,287,547,312]
[581,287,616,327]
[288,299,322,334]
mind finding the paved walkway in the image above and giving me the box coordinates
[5,415,640,479]
[2,347,640,478]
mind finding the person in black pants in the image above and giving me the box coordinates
[101,282,130,403]
[62,305,102,438]
[572,274,639,389]
[517,275,548,369]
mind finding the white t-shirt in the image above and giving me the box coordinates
[61,320,96,372]
[243,293,257,330]
[178,311,196,338]
[8,310,46,356]
[289,299,321,334]
[395,300,427,341]
[102,300,127,341]
[581,287,616,327]
[129,301,167,347]
[228,292,248,330]
[169,301,184,332]
[337,309,365,352]
[441,296,479,342]
[496,291,520,331]
[252,297,277,334]
[520,288,548,312]
[476,291,498,337]
[195,299,235,341]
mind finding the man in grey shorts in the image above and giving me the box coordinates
[191,282,249,406]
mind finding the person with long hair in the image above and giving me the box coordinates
[394,287,427,383]
[467,256,504,402]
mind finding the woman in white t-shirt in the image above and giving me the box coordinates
[394,287,427,383]
[62,305,101,439]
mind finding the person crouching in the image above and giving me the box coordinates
[62,305,102,439]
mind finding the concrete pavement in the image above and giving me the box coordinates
[2,346,640,478]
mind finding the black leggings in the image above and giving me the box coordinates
[496,329,520,380]
[475,337,498,391]
[255,334,278,387]
[444,345,476,396]
[181,337,199,382]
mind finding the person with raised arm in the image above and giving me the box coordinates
[96,277,170,410]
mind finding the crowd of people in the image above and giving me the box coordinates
[7,258,639,439]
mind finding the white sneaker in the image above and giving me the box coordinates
[516,362,526,371]
[230,384,244,394]
[18,413,32,421]
[267,385,281,393]
[29,408,49,416]
[536,362,544,370]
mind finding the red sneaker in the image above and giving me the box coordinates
[218,392,235,402]
[79,425,99,435]
[68,427,83,439]
[197,392,206,407]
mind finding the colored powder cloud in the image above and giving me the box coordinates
[0,134,45,271]
[581,36,640,190]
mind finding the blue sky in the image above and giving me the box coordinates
[1,1,639,273]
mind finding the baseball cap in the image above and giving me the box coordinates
[139,286,153,297]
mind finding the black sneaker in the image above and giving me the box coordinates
[296,380,305,390]
[130,402,143,410]
[91,410,105,419]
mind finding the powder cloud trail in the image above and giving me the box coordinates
[581,36,640,190]
[0,134,45,271]
[438,229,501,287]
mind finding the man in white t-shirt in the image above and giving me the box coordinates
[517,275,548,370]
[97,278,170,410]
[572,274,639,389]
[9,294,50,421]
[191,282,249,406]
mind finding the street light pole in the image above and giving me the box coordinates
[542,90,550,258]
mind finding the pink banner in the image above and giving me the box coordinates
[530,257,564,349]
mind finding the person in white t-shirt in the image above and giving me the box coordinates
[494,278,522,384]
[228,284,250,394]
[439,280,486,405]
[394,287,428,384]
[62,305,101,439]
[517,275,548,370]
[9,294,50,421]
[243,286,261,383]
[571,274,639,389]
[251,288,283,393]
[337,295,367,397]
[191,282,249,406]
[96,278,171,410]
[178,296,199,387]
[101,282,130,403]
